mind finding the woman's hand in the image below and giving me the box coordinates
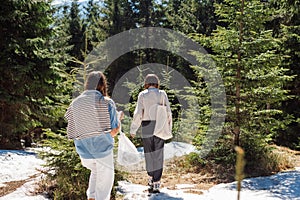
[110,127,119,137]
[110,111,124,137]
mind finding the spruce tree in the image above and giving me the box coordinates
[0,0,63,148]
[271,0,300,149]
[97,0,137,91]
[101,0,133,36]
[83,0,102,53]
[193,0,292,173]
[68,0,86,66]
[165,0,219,35]
[161,0,221,83]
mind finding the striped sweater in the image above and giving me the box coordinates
[65,90,119,159]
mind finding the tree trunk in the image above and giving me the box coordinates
[234,0,245,146]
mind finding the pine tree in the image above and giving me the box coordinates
[161,0,221,83]
[192,0,292,172]
[101,0,135,36]
[132,0,155,27]
[120,0,136,30]
[50,1,75,128]
[0,0,63,148]
[68,0,86,65]
[83,0,102,52]
[165,0,219,35]
[271,0,300,149]
[96,0,138,91]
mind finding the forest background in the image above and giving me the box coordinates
[0,0,299,199]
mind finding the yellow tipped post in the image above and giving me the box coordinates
[235,146,245,200]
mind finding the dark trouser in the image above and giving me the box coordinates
[141,121,165,182]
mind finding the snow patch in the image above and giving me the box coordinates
[1,146,300,200]
[0,150,45,185]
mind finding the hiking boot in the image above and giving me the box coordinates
[148,177,153,188]
[152,181,160,193]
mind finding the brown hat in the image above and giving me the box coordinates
[144,74,160,85]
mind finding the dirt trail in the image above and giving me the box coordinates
[123,146,300,195]
[0,180,27,197]
[123,156,234,194]
[0,174,39,197]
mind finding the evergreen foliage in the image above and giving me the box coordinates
[83,0,103,52]
[271,0,300,149]
[0,0,64,149]
[68,0,86,66]
[40,129,124,199]
[40,130,90,199]
[165,0,219,35]
[191,0,293,173]
[1,0,300,197]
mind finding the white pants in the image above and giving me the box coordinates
[81,152,114,200]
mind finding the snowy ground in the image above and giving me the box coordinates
[1,143,300,200]
[0,149,48,200]
[117,167,300,200]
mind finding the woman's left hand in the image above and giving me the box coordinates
[110,127,119,137]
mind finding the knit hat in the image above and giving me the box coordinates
[144,74,160,85]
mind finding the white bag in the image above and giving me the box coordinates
[117,131,141,166]
[153,91,173,140]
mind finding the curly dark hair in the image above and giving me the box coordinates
[85,71,108,96]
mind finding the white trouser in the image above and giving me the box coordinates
[81,152,114,200]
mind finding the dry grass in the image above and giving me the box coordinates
[0,180,27,197]
[0,174,40,197]
[269,145,300,169]
[118,145,300,200]
[123,155,235,193]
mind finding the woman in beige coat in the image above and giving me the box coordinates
[130,74,172,193]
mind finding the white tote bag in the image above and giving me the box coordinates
[117,131,141,166]
[153,91,173,140]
